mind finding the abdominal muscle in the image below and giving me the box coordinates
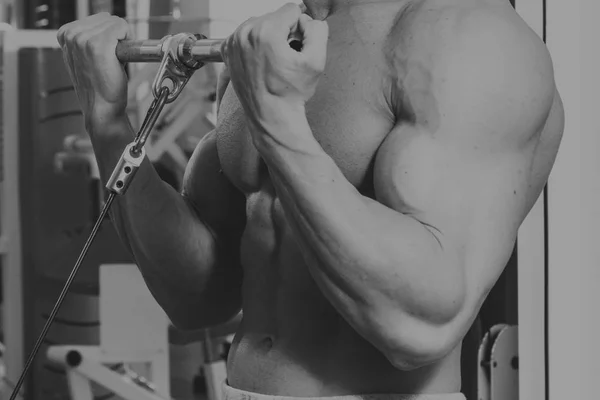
[223,184,462,396]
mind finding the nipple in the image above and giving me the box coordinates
[259,336,274,351]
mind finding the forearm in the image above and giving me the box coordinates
[88,118,226,325]
[257,113,464,366]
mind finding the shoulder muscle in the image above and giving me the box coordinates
[389,1,556,147]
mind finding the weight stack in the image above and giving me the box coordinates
[17,47,133,400]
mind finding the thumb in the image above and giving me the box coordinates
[298,15,329,66]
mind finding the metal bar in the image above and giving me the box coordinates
[190,39,226,63]
[76,0,90,20]
[116,38,224,63]
[116,33,302,64]
[115,39,165,63]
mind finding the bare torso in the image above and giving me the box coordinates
[212,0,562,395]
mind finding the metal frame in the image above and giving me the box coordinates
[47,263,171,400]
[1,28,63,390]
[48,346,169,400]
[76,0,90,21]
[577,3,598,399]
[46,263,234,400]
[513,2,548,400]
[515,1,599,398]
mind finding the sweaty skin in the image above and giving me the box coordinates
[57,0,563,397]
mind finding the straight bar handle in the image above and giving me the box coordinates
[116,38,225,63]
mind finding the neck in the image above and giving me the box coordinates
[303,0,398,19]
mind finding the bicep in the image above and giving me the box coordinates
[374,122,527,262]
[369,5,560,349]
[374,124,532,339]
[374,34,557,331]
[182,130,246,242]
[377,7,557,309]
[179,130,246,327]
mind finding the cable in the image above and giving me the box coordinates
[8,193,117,400]
[8,33,204,399]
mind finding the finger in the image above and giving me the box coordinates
[273,3,303,33]
[83,16,131,64]
[220,36,231,67]
[220,15,250,68]
[77,15,130,43]
[107,15,132,41]
[58,12,113,45]
[298,15,328,62]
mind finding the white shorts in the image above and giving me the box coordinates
[222,381,467,400]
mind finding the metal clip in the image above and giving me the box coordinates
[106,143,146,195]
[105,33,205,196]
[152,33,205,103]
[132,86,170,154]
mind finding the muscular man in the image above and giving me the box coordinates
[57,0,564,398]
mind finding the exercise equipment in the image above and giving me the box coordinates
[478,324,519,400]
[6,32,207,400]
[8,30,302,400]
[1,30,135,400]
[47,264,239,400]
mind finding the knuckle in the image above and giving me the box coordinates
[237,16,253,32]
[86,34,100,46]
[247,25,259,42]
[240,19,254,33]
[284,2,301,16]
[111,15,127,27]
[253,20,275,41]
[64,33,76,48]
[56,29,66,45]
[57,24,74,44]
[74,32,88,47]
[257,25,272,41]
[237,24,252,43]
[312,61,325,74]
[261,18,276,30]
[87,36,108,55]
[80,33,102,54]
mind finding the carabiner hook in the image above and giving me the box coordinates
[152,33,204,103]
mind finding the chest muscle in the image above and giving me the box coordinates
[215,22,397,195]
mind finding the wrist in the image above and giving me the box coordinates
[85,114,134,163]
[85,100,129,133]
[86,110,131,138]
[252,99,307,136]
[253,113,322,162]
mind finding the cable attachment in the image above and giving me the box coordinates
[153,33,206,103]
[7,33,206,400]
[105,33,205,196]
[105,143,145,195]
[104,82,170,195]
